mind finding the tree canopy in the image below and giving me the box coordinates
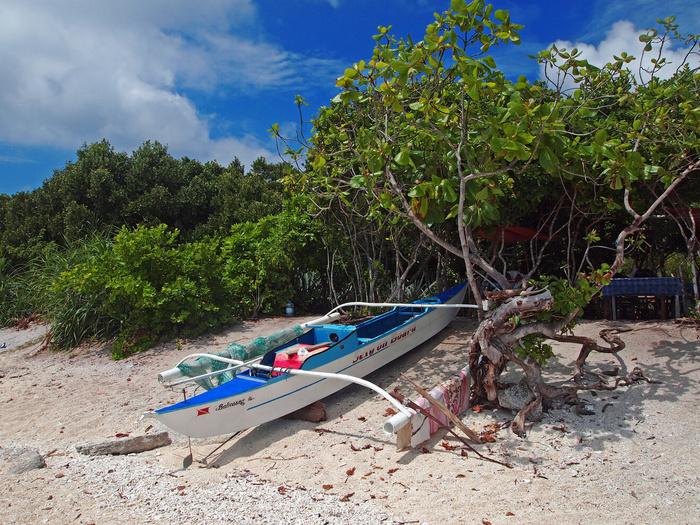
[0,140,287,269]
[273,1,699,435]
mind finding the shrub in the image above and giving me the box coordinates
[52,225,235,357]
[222,212,323,317]
[0,257,33,325]
[48,212,323,358]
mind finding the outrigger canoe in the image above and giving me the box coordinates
[143,282,471,438]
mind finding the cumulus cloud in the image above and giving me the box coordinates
[540,20,699,91]
[0,0,335,168]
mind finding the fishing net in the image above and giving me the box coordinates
[177,325,305,390]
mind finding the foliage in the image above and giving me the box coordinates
[222,211,324,317]
[664,252,697,282]
[47,212,322,358]
[534,267,612,328]
[514,336,554,366]
[276,1,583,299]
[0,258,33,324]
[51,225,234,357]
[275,2,698,351]
[0,233,113,326]
[0,140,287,270]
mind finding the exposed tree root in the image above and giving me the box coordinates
[548,328,631,382]
[469,289,660,438]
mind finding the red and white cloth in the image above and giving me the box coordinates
[409,365,471,447]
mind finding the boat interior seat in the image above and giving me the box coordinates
[272,343,331,372]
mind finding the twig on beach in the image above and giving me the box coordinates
[248,454,310,461]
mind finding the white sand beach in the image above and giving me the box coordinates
[1,316,698,524]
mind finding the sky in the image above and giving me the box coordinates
[1,0,698,196]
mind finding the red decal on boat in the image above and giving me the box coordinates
[390,326,416,344]
[197,407,210,416]
[353,337,392,363]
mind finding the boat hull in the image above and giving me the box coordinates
[147,283,467,438]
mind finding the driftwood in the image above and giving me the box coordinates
[76,432,171,456]
[547,328,630,381]
[283,401,327,422]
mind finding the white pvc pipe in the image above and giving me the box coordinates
[326,302,480,316]
[158,367,185,383]
[254,364,413,419]
[170,353,244,369]
[384,409,415,435]
[159,353,245,383]
[384,364,472,435]
[302,311,342,327]
[162,365,235,387]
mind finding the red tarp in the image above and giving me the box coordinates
[477,225,553,243]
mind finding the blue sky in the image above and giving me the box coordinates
[1,0,698,195]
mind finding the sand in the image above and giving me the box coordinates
[1,316,699,524]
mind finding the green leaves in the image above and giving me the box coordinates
[594,128,607,145]
[441,179,458,202]
[514,336,554,366]
[312,155,327,170]
[394,150,412,166]
[450,0,467,12]
[47,213,322,358]
[349,174,366,189]
[538,147,558,174]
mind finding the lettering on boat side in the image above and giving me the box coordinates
[390,326,416,344]
[215,396,253,412]
[352,326,416,363]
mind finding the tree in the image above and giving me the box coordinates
[207,157,286,232]
[662,177,700,314]
[0,139,294,270]
[274,2,699,436]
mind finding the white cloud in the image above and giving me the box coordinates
[540,20,699,90]
[0,155,34,164]
[0,0,334,169]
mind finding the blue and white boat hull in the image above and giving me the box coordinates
[144,282,467,438]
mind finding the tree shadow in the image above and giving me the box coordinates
[494,326,700,453]
[386,320,700,465]
[183,319,698,468]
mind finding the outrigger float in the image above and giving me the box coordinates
[143,282,477,443]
